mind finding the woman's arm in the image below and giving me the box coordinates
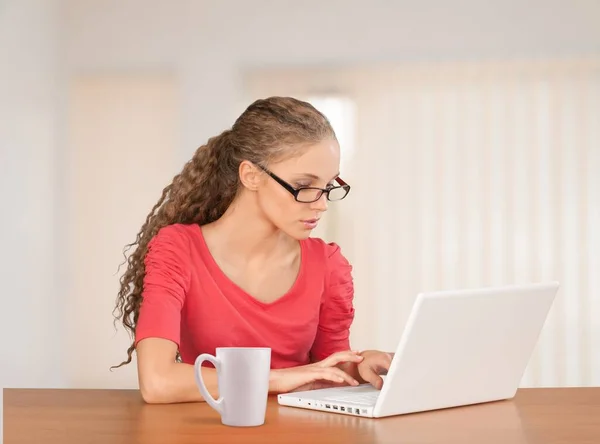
[137,338,364,404]
[136,338,217,404]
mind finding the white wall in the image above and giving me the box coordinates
[66,75,179,388]
[0,0,65,389]
[64,0,600,155]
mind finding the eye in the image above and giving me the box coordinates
[294,182,311,188]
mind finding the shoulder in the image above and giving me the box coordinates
[143,224,196,289]
[145,223,198,265]
[304,239,354,309]
[148,223,197,249]
[303,237,352,274]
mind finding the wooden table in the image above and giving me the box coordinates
[4,387,600,443]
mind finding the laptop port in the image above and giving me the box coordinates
[325,404,331,409]
[361,409,367,414]
[333,405,338,410]
[340,406,345,412]
[355,408,360,414]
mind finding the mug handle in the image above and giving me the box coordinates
[194,353,223,414]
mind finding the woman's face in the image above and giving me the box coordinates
[256,139,344,240]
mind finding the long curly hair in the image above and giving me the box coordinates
[112,96,336,368]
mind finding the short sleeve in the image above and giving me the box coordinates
[134,225,191,348]
[310,242,356,362]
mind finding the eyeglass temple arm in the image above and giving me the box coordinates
[336,177,348,187]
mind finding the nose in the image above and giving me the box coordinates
[311,192,329,212]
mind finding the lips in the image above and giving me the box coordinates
[301,218,320,229]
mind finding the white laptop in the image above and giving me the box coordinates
[278,281,559,418]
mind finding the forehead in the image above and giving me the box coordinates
[275,139,341,175]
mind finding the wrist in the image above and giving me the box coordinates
[358,349,394,358]
[268,369,282,394]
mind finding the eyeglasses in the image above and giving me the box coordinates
[257,164,351,203]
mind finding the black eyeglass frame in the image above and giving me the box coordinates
[256,164,351,203]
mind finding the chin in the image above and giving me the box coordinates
[279,224,313,241]
[294,230,313,240]
[283,229,312,241]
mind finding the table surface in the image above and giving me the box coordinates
[4,387,600,443]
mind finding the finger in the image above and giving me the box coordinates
[373,353,393,374]
[319,367,360,386]
[320,350,364,367]
[359,365,384,390]
[320,350,361,367]
[306,369,347,386]
[311,380,346,391]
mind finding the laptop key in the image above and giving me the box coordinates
[323,392,379,405]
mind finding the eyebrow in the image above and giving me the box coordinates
[296,172,341,181]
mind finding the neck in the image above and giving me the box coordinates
[203,192,295,263]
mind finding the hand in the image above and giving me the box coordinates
[357,350,393,390]
[269,350,364,394]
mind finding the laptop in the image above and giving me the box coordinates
[278,281,559,418]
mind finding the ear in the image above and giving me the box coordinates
[239,160,263,191]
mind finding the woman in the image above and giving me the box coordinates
[113,96,393,404]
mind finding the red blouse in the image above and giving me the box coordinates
[134,223,355,368]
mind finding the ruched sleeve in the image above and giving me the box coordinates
[134,225,191,348]
[310,242,356,362]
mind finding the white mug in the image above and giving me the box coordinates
[194,347,271,427]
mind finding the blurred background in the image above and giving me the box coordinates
[1,0,599,393]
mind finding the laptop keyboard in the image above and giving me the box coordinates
[322,390,379,406]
